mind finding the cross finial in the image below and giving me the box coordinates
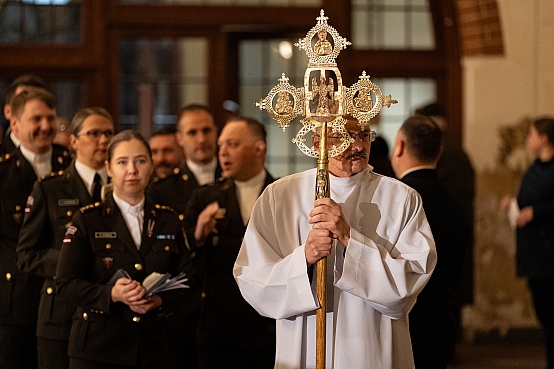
[317,9,328,25]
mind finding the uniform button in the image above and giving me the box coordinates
[66,210,72,217]
[6,273,11,281]
[82,313,88,320]
[106,243,112,249]
[135,263,143,271]
[164,245,170,251]
[182,174,189,181]
[178,214,184,221]
[201,292,206,299]
[46,287,53,294]
[133,316,141,323]
[15,205,21,211]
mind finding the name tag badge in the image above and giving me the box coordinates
[95,232,117,239]
[59,199,79,206]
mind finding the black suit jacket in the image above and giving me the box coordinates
[16,161,95,340]
[401,169,470,363]
[0,145,71,326]
[55,193,198,366]
[148,162,223,216]
[183,171,276,348]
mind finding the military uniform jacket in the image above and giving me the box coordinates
[0,133,16,155]
[55,193,197,366]
[183,171,276,348]
[16,161,94,340]
[147,162,222,215]
[0,145,71,326]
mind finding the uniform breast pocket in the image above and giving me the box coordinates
[54,204,80,224]
[151,240,179,255]
[92,238,126,274]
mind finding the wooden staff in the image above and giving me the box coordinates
[314,119,330,369]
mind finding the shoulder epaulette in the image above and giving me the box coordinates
[80,202,102,213]
[151,167,183,183]
[154,204,176,212]
[0,153,12,163]
[40,170,65,182]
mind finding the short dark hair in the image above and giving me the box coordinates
[177,104,214,123]
[150,126,178,139]
[400,115,442,163]
[107,130,152,163]
[227,116,267,143]
[10,87,56,118]
[415,102,444,118]
[533,117,554,145]
[70,107,114,136]
[5,74,47,105]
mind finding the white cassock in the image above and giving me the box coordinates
[233,166,437,369]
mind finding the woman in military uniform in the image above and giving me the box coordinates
[56,130,197,369]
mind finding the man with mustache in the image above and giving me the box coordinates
[0,87,71,369]
[234,115,436,369]
[149,126,184,178]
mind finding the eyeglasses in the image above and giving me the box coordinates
[77,129,115,140]
[327,131,376,143]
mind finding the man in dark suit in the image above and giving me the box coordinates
[1,74,48,155]
[184,117,276,369]
[391,115,470,369]
[0,87,71,369]
[148,104,221,216]
[416,103,475,323]
[16,107,114,369]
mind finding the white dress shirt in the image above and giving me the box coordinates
[234,170,266,226]
[75,160,109,198]
[19,144,52,178]
[187,157,218,186]
[113,192,145,249]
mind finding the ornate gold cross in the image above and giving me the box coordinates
[256,9,397,369]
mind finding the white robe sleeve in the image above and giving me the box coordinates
[334,187,436,319]
[233,184,320,320]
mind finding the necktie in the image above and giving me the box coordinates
[92,173,102,202]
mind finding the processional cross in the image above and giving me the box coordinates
[256,9,397,369]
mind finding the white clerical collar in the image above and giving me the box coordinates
[187,157,217,186]
[113,192,145,216]
[10,131,20,147]
[75,160,108,195]
[398,165,435,179]
[234,169,266,189]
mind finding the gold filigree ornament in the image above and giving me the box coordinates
[256,73,304,132]
[345,71,398,131]
[256,9,397,159]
